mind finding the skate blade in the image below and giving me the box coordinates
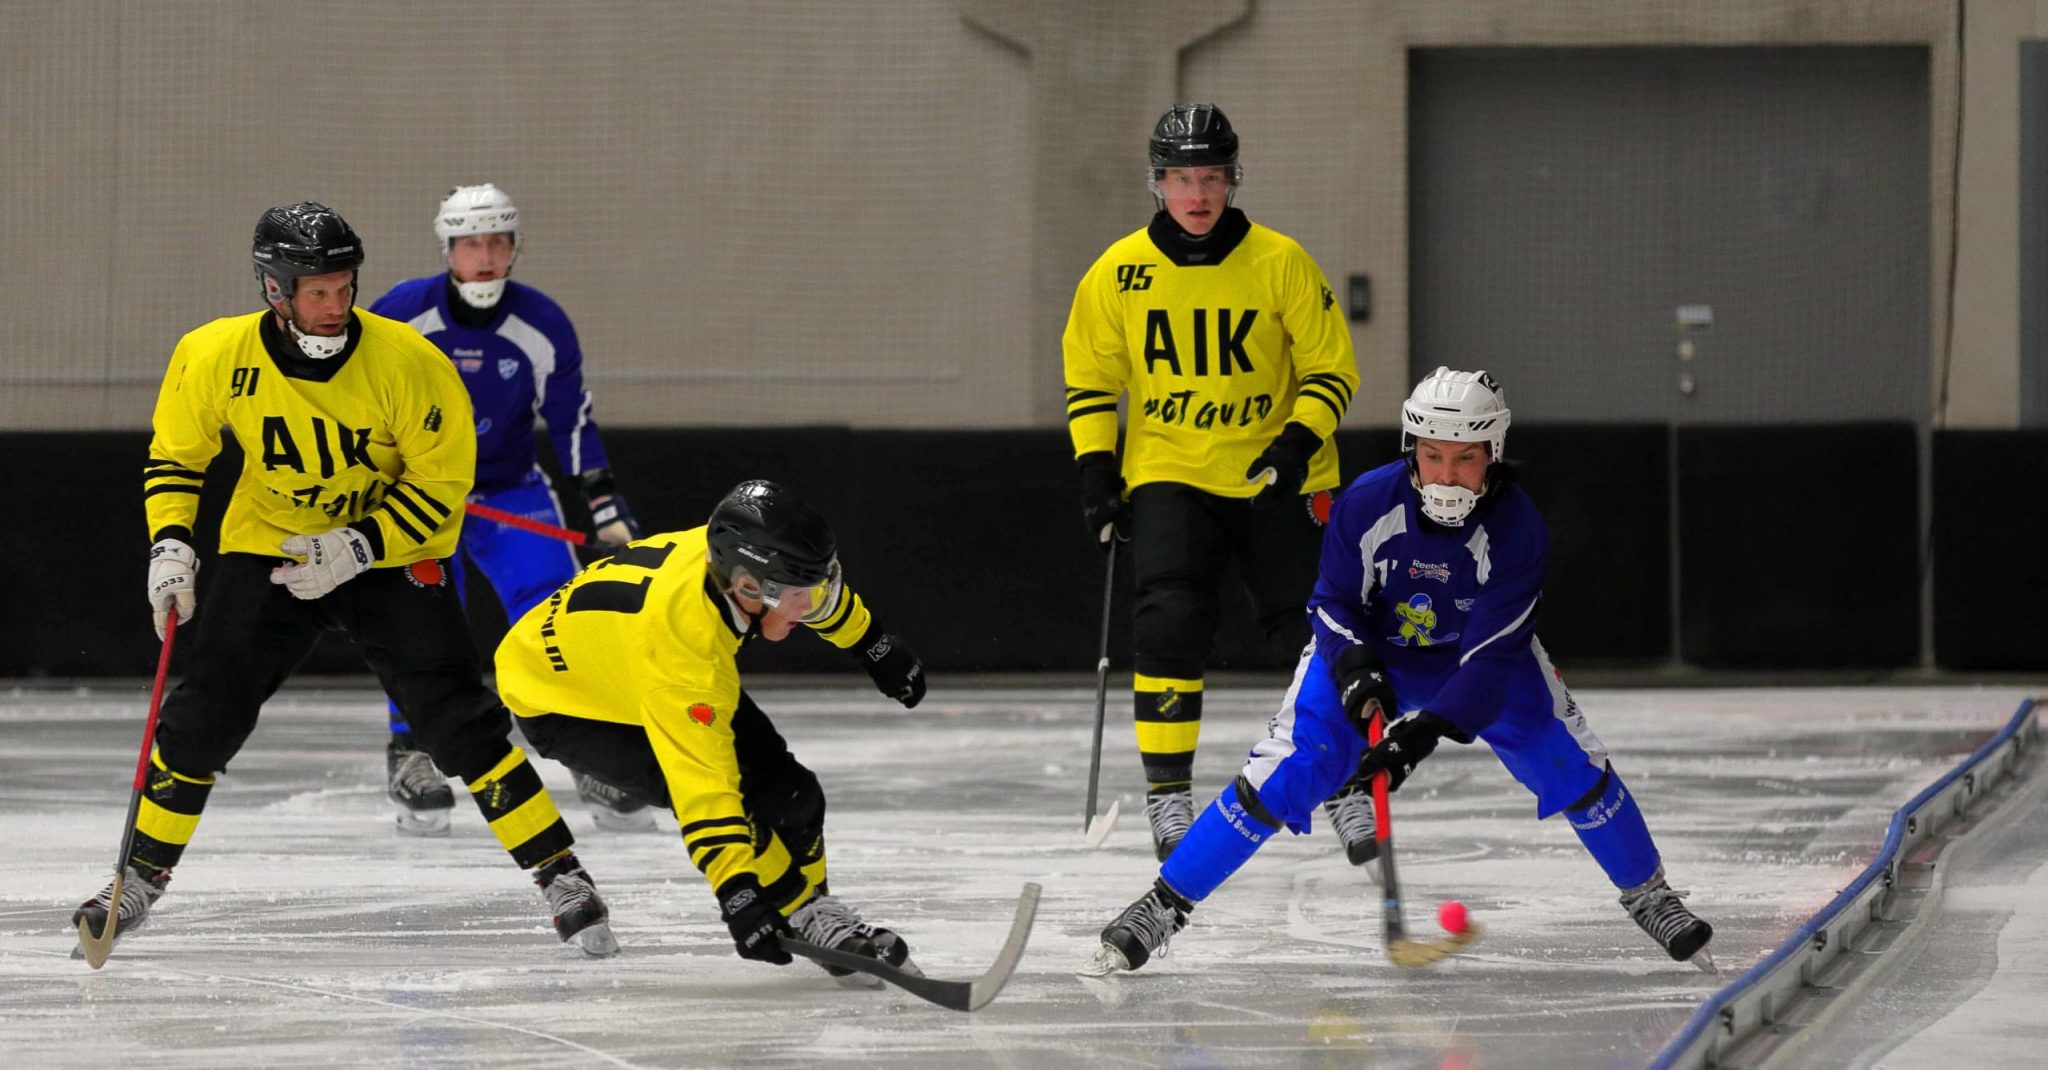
[589,807,659,833]
[829,966,885,989]
[1387,923,1482,968]
[1075,943,1131,978]
[571,922,620,957]
[1688,947,1718,975]
[394,807,453,837]
[1083,799,1121,849]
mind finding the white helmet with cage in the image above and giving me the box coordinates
[1400,367,1511,526]
[434,183,521,307]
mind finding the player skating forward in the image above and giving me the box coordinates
[368,183,652,835]
[1062,104,1366,861]
[1088,368,1714,974]
[82,202,616,957]
[494,480,930,982]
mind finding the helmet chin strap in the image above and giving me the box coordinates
[455,276,508,309]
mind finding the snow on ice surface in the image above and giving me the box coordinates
[0,684,2032,1069]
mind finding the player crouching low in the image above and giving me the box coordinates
[1087,368,1713,976]
[493,480,930,983]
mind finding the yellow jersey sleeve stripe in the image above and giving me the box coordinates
[1299,384,1347,423]
[1302,372,1355,408]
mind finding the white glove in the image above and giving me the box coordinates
[147,538,198,640]
[271,527,374,600]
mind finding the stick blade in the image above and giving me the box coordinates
[1083,799,1121,849]
[73,871,122,970]
[783,882,1042,1012]
[1387,923,1482,968]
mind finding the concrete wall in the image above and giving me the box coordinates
[2,1,2032,430]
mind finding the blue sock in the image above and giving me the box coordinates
[389,701,410,739]
[1566,770,1661,889]
[1159,781,1281,902]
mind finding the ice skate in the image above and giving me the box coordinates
[791,894,920,988]
[1620,866,1715,973]
[387,738,455,836]
[535,854,619,957]
[574,770,659,833]
[70,864,170,959]
[1144,788,1194,862]
[1321,782,1379,867]
[1082,878,1192,976]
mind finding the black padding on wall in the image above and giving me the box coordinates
[1678,423,1919,667]
[1511,426,1672,662]
[0,424,1886,677]
[1932,430,2048,670]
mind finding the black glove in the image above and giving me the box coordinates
[1357,712,1470,794]
[1244,422,1323,510]
[1332,644,1399,738]
[717,878,792,965]
[855,624,926,708]
[1076,451,1131,552]
[578,467,640,547]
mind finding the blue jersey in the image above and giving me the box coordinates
[1307,459,1546,738]
[369,276,611,495]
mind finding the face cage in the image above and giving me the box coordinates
[730,558,844,625]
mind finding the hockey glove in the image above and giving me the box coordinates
[271,527,374,600]
[1356,711,1471,794]
[578,467,639,548]
[147,537,199,640]
[856,625,926,708]
[1332,644,1399,738]
[1244,422,1323,510]
[717,878,792,965]
[1076,451,1131,552]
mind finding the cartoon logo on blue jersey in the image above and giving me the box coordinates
[498,357,520,381]
[1389,593,1459,648]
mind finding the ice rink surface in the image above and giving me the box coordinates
[0,682,2039,1069]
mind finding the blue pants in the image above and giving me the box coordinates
[1159,642,1661,901]
[391,470,580,733]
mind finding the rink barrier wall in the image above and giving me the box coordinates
[8,425,2040,677]
[1648,697,2043,1070]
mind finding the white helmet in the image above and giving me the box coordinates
[1401,367,1510,526]
[434,184,521,308]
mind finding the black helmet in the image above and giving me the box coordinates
[705,480,836,588]
[252,201,364,306]
[1148,103,1239,171]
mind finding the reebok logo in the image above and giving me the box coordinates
[688,703,716,726]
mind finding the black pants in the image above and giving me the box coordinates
[517,691,827,863]
[156,553,516,783]
[1128,483,1325,679]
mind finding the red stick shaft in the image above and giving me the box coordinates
[464,501,589,546]
[1369,707,1392,843]
[131,614,178,790]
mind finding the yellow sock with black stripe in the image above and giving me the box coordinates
[467,747,575,869]
[132,749,214,874]
[1134,673,1204,793]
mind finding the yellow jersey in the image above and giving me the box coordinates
[143,309,473,565]
[495,527,875,899]
[1063,208,1358,496]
